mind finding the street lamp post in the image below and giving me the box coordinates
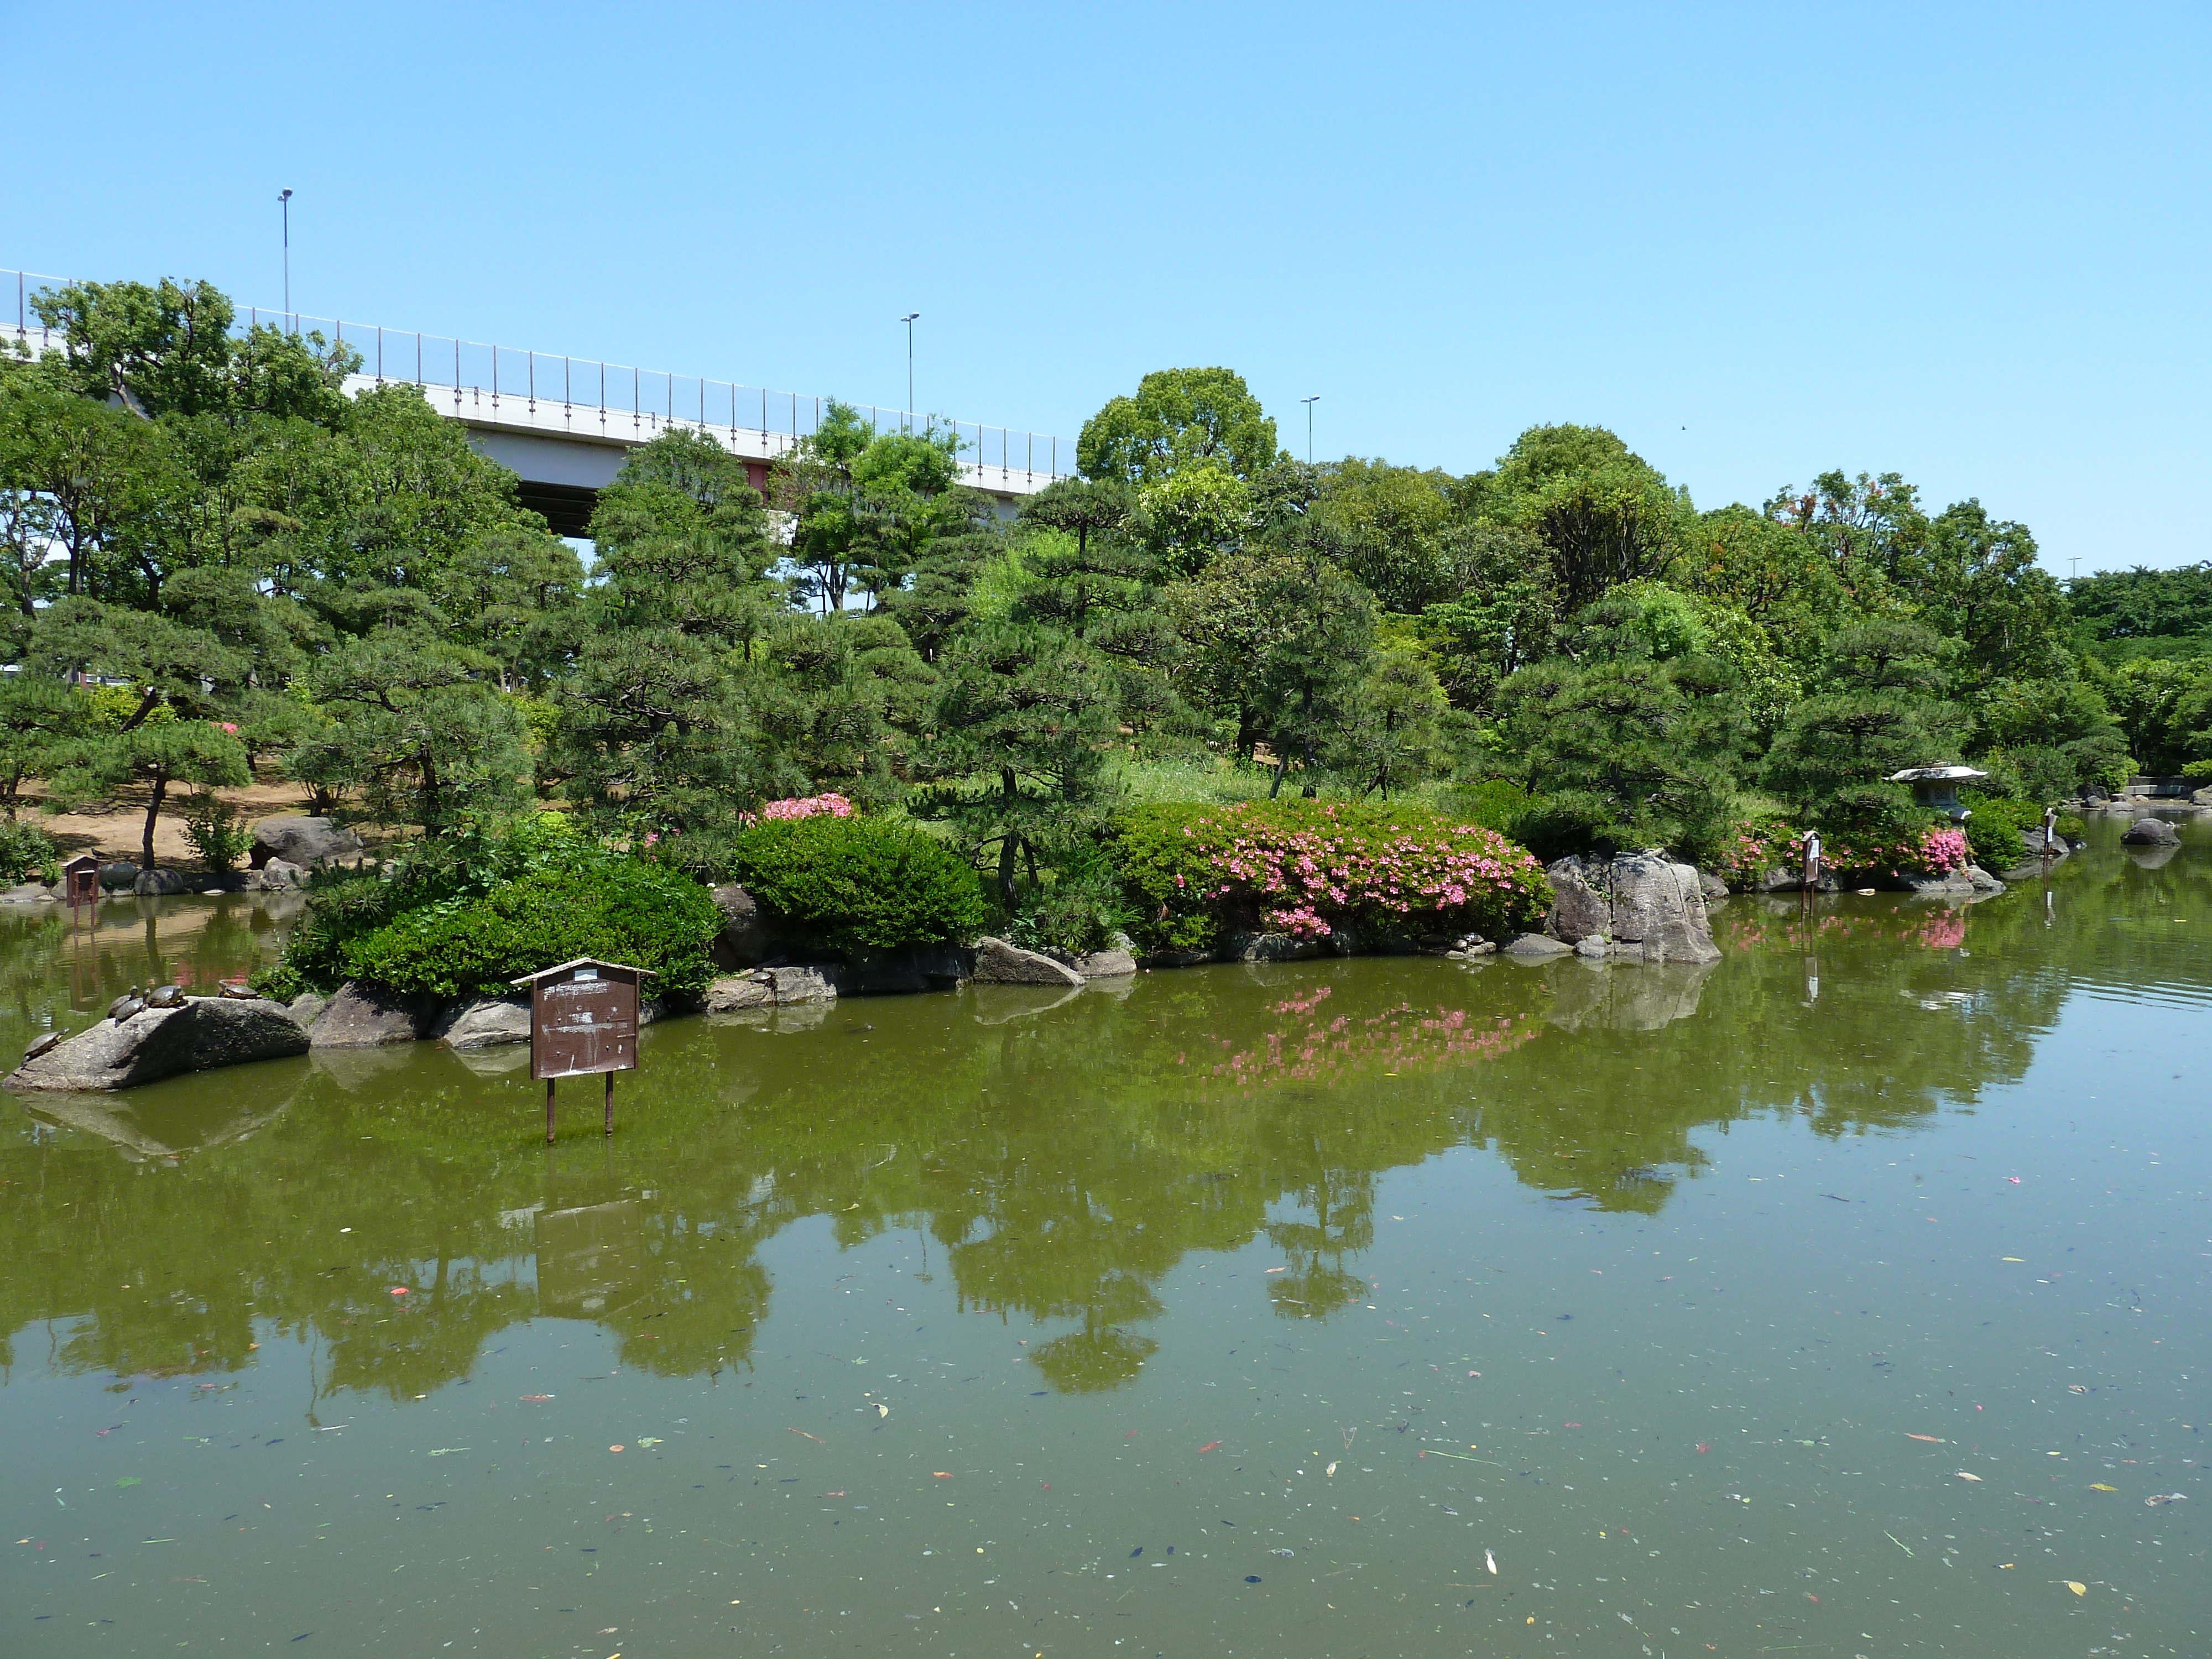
[278,188,293,322]
[1300,395,1319,465]
[899,312,920,432]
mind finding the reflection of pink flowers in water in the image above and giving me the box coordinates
[1913,910,1966,950]
[738,793,855,828]
[1198,1000,1538,1091]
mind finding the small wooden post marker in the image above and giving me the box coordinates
[513,958,650,1143]
[63,853,101,907]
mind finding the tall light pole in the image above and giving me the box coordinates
[278,188,293,322]
[1300,395,1319,465]
[899,312,920,432]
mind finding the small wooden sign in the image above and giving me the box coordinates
[512,958,652,1141]
[64,854,101,905]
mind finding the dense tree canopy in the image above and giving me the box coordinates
[0,277,2193,929]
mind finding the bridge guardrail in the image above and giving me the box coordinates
[8,267,1076,491]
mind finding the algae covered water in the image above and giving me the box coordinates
[2,820,2206,1658]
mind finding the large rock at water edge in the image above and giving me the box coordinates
[7,996,309,1092]
[1545,851,1721,965]
[2121,816,2180,846]
[432,995,533,1050]
[133,868,192,896]
[1076,947,1138,979]
[971,937,1084,987]
[307,980,440,1048]
[1503,932,1574,961]
[708,883,778,968]
[250,816,364,870]
[704,974,776,1012]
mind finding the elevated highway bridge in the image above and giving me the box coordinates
[9,273,1073,536]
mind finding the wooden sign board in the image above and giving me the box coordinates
[64,854,101,904]
[523,962,642,1081]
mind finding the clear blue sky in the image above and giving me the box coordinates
[7,2,2206,573]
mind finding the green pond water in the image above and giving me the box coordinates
[2,820,2206,1659]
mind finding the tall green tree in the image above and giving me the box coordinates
[1761,622,1960,825]
[920,623,1121,906]
[1077,367,1279,485]
[1472,424,1689,617]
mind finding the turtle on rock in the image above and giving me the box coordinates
[108,987,145,1022]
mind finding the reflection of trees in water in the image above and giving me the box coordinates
[2,824,2201,1399]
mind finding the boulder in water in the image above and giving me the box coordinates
[7,995,309,1092]
[971,937,1084,987]
[432,995,533,1050]
[307,981,441,1048]
[2121,816,2180,846]
[1546,851,1721,964]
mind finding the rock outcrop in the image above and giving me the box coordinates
[703,974,777,1012]
[250,816,365,870]
[2121,816,2180,847]
[432,995,533,1050]
[1901,864,2006,897]
[971,937,1085,987]
[7,995,309,1092]
[307,980,441,1048]
[708,883,777,968]
[1544,851,1721,964]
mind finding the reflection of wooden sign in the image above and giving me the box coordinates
[511,958,653,1142]
[534,1200,641,1318]
[64,854,100,905]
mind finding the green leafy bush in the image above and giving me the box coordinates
[247,961,304,1004]
[1438,778,1532,836]
[338,857,722,999]
[727,814,989,954]
[1115,798,1550,956]
[182,793,252,873]
[1962,797,2042,872]
[2184,758,2212,782]
[270,811,722,998]
[1003,843,1134,956]
[0,820,60,885]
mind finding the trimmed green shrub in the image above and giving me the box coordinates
[1962,797,2042,872]
[2183,758,2212,782]
[727,814,989,954]
[269,811,722,999]
[338,857,722,999]
[1115,799,1550,956]
[0,820,60,886]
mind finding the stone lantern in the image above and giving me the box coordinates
[1886,764,1987,822]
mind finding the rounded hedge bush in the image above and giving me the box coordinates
[338,858,723,1000]
[727,815,988,954]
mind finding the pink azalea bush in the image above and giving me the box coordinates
[738,792,855,828]
[1715,813,1970,888]
[1117,799,1551,954]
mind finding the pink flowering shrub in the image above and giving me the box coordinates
[738,792,854,828]
[1116,799,1551,954]
[1714,813,1970,888]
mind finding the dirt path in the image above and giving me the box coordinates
[19,779,328,865]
